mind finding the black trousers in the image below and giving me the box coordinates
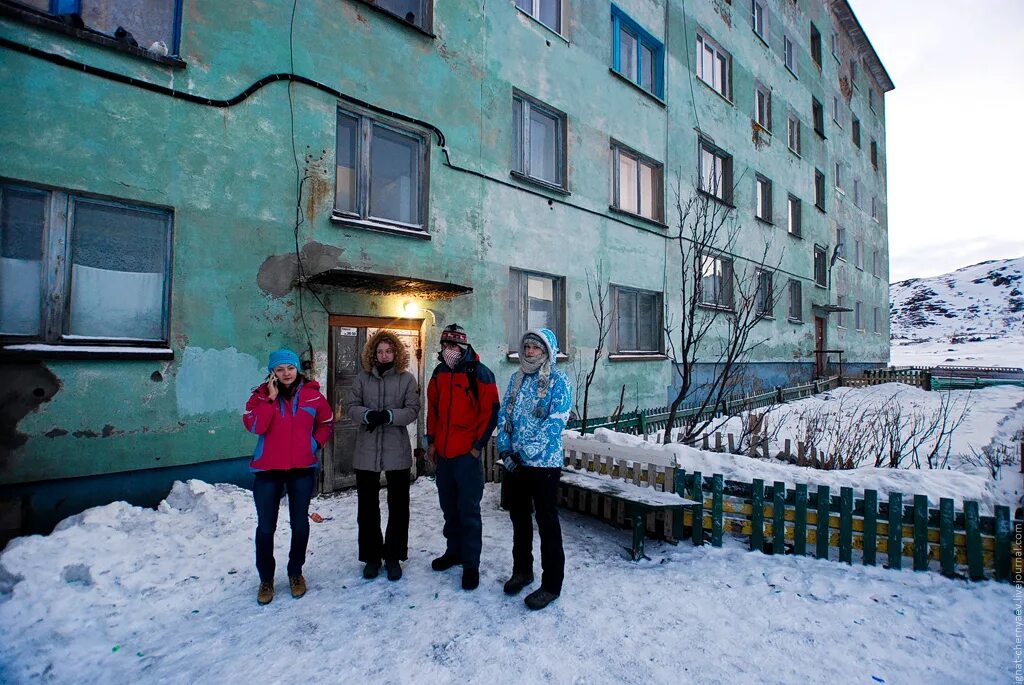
[355,468,411,563]
[505,466,564,594]
[435,454,484,569]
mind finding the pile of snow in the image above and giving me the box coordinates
[0,480,1015,683]
[574,384,1023,513]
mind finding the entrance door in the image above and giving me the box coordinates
[814,316,826,378]
[322,315,424,493]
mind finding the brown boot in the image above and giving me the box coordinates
[289,575,307,599]
[257,581,274,605]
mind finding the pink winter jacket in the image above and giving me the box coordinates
[243,379,334,471]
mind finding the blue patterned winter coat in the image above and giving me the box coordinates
[496,328,573,468]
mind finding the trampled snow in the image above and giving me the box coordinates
[0,480,1016,684]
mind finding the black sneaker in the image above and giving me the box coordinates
[461,568,480,590]
[385,560,402,581]
[524,588,559,610]
[502,572,534,595]
[363,560,381,579]
[430,553,462,571]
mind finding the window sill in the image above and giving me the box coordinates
[608,206,667,229]
[609,353,668,362]
[788,317,803,325]
[510,170,570,196]
[785,65,798,80]
[814,282,827,289]
[787,146,801,159]
[755,216,773,227]
[696,77,734,107]
[815,203,826,214]
[0,343,174,360]
[787,230,803,240]
[330,214,431,240]
[608,68,666,107]
[698,303,734,314]
[505,352,569,362]
[752,30,770,49]
[0,4,186,68]
[696,189,735,209]
[514,7,569,44]
[814,130,826,140]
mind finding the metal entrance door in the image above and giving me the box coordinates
[814,317,826,378]
[322,316,423,493]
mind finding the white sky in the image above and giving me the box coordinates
[850,0,1024,283]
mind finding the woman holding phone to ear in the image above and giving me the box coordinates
[243,349,333,606]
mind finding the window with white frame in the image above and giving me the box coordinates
[855,301,863,330]
[832,95,843,128]
[836,294,847,328]
[849,59,858,88]
[851,115,861,148]
[787,114,801,155]
[788,279,802,321]
[696,32,732,99]
[515,0,562,34]
[869,88,877,113]
[335,108,428,230]
[836,226,847,259]
[854,238,863,269]
[814,168,826,211]
[613,286,663,353]
[754,82,772,131]
[872,248,880,277]
[611,6,665,98]
[870,139,878,169]
[813,245,827,287]
[755,269,773,317]
[788,195,802,236]
[871,196,879,221]
[0,181,172,346]
[831,30,839,59]
[611,141,663,221]
[700,254,734,309]
[16,0,185,55]
[751,0,767,40]
[699,139,734,203]
[755,174,772,222]
[834,161,843,192]
[784,35,797,75]
[873,306,880,333]
[852,178,861,207]
[512,91,567,190]
[358,0,433,32]
[508,268,565,350]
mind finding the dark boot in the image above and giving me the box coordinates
[503,572,534,595]
[385,560,402,581]
[461,568,480,591]
[431,552,462,571]
[524,588,559,610]
[363,560,381,579]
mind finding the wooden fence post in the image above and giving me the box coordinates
[965,501,984,580]
[995,505,1012,582]
[863,489,878,566]
[712,474,724,547]
[939,497,955,577]
[888,492,903,570]
[690,471,704,546]
[816,485,830,560]
[794,484,808,555]
[773,481,786,555]
[751,479,765,552]
[839,487,853,563]
[913,495,929,571]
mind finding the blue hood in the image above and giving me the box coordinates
[522,327,559,365]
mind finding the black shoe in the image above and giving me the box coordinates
[461,568,480,591]
[385,560,402,581]
[503,572,534,595]
[524,588,559,610]
[431,553,462,571]
[363,561,381,579]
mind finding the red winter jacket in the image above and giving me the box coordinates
[426,349,500,459]
[243,379,334,471]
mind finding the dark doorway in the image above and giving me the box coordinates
[814,316,826,378]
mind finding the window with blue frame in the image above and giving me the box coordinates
[610,6,664,98]
[17,0,184,55]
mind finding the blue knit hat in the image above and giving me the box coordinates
[267,348,301,372]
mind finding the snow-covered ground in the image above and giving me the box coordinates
[597,383,1023,512]
[890,334,1023,369]
[0,479,1017,685]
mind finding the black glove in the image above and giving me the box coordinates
[500,451,523,472]
[364,410,391,432]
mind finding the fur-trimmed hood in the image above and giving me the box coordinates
[361,329,411,374]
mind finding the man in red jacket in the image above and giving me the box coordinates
[426,324,500,590]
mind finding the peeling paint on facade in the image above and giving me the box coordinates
[175,347,262,418]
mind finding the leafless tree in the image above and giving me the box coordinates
[662,178,787,443]
[576,264,611,434]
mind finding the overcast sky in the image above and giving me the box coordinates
[850,0,1024,283]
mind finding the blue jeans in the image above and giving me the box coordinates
[435,454,484,569]
[253,468,315,582]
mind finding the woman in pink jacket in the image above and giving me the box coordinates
[243,349,333,605]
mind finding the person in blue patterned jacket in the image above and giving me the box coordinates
[496,327,573,611]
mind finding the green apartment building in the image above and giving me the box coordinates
[0,0,892,537]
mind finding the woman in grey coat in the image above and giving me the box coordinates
[345,329,421,581]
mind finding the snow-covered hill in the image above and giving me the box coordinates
[890,257,1024,342]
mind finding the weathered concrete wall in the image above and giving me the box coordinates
[0,0,890,509]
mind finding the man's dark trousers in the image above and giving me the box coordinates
[435,454,484,569]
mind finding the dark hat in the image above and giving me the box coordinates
[440,324,469,348]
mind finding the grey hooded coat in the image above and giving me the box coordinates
[345,330,421,472]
